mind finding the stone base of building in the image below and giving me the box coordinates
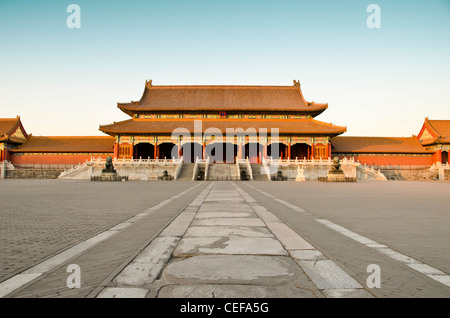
[91,172,128,182]
[6,168,65,179]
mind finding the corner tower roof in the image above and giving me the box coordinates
[0,116,28,144]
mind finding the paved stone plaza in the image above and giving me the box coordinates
[0,179,449,298]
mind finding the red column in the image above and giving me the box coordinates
[154,144,158,159]
[311,144,314,159]
[328,142,332,159]
[130,144,134,159]
[288,143,291,160]
[436,149,442,164]
[202,142,206,159]
[238,143,243,159]
[113,143,119,158]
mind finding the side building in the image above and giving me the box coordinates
[417,118,450,164]
[331,136,435,168]
[10,136,114,166]
[0,116,28,162]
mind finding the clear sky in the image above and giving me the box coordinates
[1,0,449,137]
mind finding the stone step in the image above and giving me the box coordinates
[207,164,239,181]
[177,163,195,180]
[251,164,269,181]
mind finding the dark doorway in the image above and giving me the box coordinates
[442,151,449,164]
[134,143,154,159]
[267,143,287,159]
[291,143,310,160]
[159,142,176,159]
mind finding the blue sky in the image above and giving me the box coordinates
[0,0,449,136]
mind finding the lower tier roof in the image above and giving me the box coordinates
[99,118,346,136]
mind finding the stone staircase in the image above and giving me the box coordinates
[177,163,195,180]
[207,163,239,181]
[250,163,270,181]
[277,164,299,180]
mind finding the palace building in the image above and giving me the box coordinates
[1,80,448,179]
[99,80,346,163]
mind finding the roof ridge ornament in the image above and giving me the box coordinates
[145,79,153,89]
[293,80,300,87]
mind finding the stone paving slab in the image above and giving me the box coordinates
[198,203,254,212]
[114,237,180,286]
[184,226,274,238]
[297,260,363,290]
[290,250,327,261]
[191,217,266,227]
[97,287,149,298]
[173,237,288,256]
[158,283,319,298]
[162,255,302,285]
[322,288,375,298]
[195,212,253,218]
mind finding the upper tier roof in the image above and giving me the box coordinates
[11,136,115,153]
[99,118,346,136]
[117,80,328,116]
[331,136,432,154]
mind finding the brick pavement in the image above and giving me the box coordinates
[9,182,208,298]
[240,181,450,274]
[0,180,203,282]
[1,180,449,298]
[239,181,450,297]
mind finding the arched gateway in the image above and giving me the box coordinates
[99,80,347,163]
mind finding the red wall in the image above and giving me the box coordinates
[333,153,434,166]
[432,150,441,164]
[11,153,113,165]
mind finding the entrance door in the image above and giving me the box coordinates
[442,151,449,164]
[291,143,310,160]
[134,143,153,159]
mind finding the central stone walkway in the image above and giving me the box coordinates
[97,182,373,298]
